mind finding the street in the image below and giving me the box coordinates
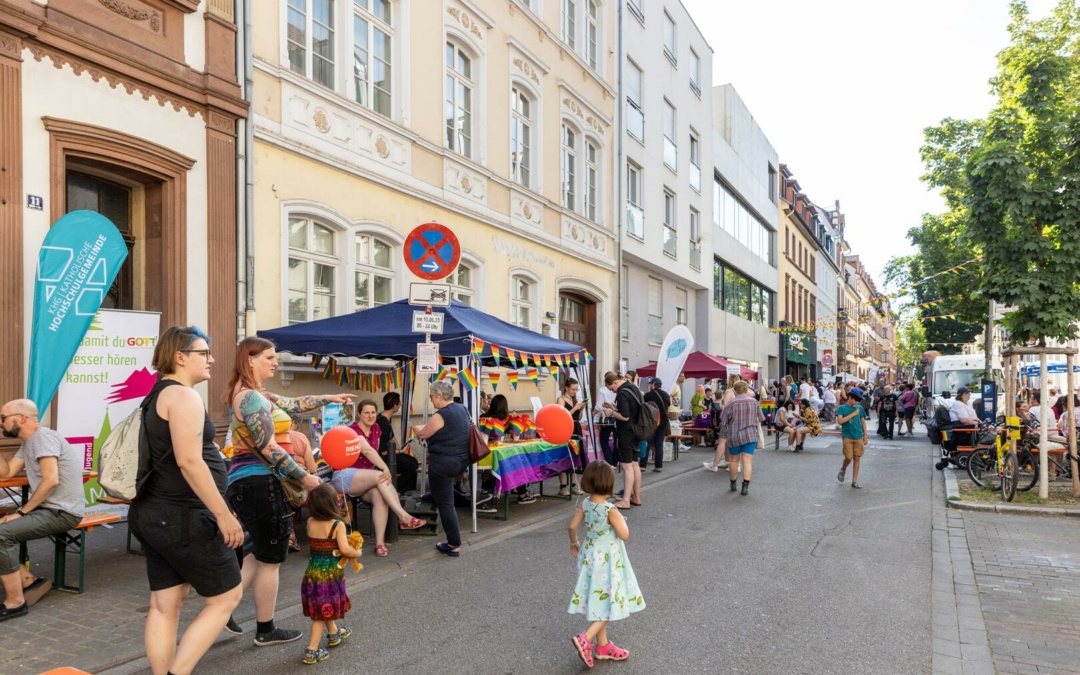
[180,436,933,675]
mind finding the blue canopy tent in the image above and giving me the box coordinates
[257,299,595,532]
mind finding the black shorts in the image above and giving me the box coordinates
[903,407,916,420]
[614,431,638,464]
[129,498,241,597]
[227,475,293,564]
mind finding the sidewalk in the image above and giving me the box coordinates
[0,448,707,675]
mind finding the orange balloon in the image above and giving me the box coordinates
[321,425,362,470]
[535,404,574,445]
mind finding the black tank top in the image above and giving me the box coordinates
[141,378,228,504]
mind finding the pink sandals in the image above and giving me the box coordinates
[572,632,594,668]
[400,517,427,530]
[595,641,630,661]
[374,544,388,557]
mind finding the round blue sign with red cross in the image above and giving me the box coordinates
[404,223,461,281]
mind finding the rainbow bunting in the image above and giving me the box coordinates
[527,366,540,385]
[490,372,499,392]
[543,354,551,368]
[336,366,350,388]
[507,370,519,390]
[508,416,525,435]
[585,350,594,362]
[506,348,518,368]
[460,368,478,390]
[310,355,323,368]
[472,338,485,358]
[492,345,502,367]
[322,358,337,379]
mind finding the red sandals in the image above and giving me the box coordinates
[400,517,427,530]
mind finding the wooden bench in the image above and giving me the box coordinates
[50,513,122,593]
[666,434,694,461]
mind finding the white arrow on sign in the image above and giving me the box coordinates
[421,260,440,272]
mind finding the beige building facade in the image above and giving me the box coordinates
[250,0,618,397]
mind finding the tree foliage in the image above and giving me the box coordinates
[895,317,929,379]
[899,0,1080,346]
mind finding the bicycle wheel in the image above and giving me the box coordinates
[967,449,997,489]
[1015,450,1039,492]
[1001,451,1018,502]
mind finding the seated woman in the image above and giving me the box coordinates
[480,395,536,504]
[791,399,821,452]
[774,400,798,451]
[690,385,707,418]
[332,399,426,557]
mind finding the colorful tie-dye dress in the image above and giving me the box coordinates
[301,520,352,621]
[568,501,645,622]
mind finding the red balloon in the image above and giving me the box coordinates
[535,404,574,445]
[321,425,362,470]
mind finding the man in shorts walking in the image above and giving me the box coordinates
[836,387,869,489]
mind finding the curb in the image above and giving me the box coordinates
[942,467,1080,517]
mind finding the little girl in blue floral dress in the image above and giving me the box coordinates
[567,461,645,668]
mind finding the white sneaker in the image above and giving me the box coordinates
[571,484,583,495]
[717,461,730,469]
[787,445,795,452]
[679,444,693,452]
[702,462,719,472]
[558,486,571,497]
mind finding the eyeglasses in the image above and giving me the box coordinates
[0,413,27,423]
[181,349,212,358]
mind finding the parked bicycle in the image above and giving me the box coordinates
[966,421,1021,502]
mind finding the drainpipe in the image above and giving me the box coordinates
[237,0,256,337]
[615,0,624,366]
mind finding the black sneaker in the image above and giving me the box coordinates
[517,491,537,504]
[0,602,28,622]
[224,616,243,635]
[254,627,302,646]
[475,501,498,514]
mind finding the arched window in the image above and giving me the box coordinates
[288,217,340,324]
[511,273,538,330]
[448,261,475,306]
[511,86,534,188]
[561,122,578,211]
[354,232,395,310]
[445,41,474,158]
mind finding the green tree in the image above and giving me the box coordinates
[895,317,928,379]
[962,0,1080,344]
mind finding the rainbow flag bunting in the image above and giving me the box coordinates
[492,345,502,367]
[506,348,518,368]
[310,355,323,368]
[472,338,485,358]
[507,370,519,390]
[322,358,337,379]
[527,366,540,386]
[585,350,594,362]
[542,354,551,368]
[490,372,499,392]
[460,368,478,391]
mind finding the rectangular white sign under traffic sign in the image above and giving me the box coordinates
[412,310,444,334]
[409,282,452,307]
[417,343,440,374]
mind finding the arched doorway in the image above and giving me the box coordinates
[558,291,597,391]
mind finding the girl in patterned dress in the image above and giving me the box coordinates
[300,484,360,665]
[567,461,645,668]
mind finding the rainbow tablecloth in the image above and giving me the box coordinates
[479,440,579,494]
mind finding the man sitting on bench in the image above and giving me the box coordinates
[0,399,85,622]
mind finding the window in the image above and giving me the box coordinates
[510,87,533,188]
[689,132,701,191]
[713,176,771,265]
[713,260,770,326]
[626,162,643,239]
[66,170,134,310]
[662,12,676,64]
[768,163,777,202]
[675,288,688,325]
[287,0,335,88]
[561,123,577,211]
[626,59,644,142]
[586,1,598,69]
[585,140,598,222]
[511,275,535,329]
[562,0,577,49]
[353,0,393,117]
[288,217,338,324]
[354,233,393,311]
[663,189,677,257]
[620,265,629,340]
[689,207,701,270]
[689,48,701,95]
[648,277,662,345]
[445,42,473,158]
[447,262,474,306]
[663,100,676,170]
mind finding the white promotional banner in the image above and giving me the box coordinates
[56,309,160,516]
[654,325,695,392]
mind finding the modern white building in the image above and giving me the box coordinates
[619,0,714,375]
[814,201,842,381]
[709,84,780,380]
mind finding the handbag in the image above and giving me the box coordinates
[757,422,766,448]
[237,434,308,508]
[468,422,492,464]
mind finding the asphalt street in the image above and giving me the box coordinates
[184,435,934,675]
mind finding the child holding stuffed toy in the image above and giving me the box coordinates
[300,483,362,665]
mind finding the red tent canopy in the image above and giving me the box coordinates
[739,365,759,381]
[636,351,733,380]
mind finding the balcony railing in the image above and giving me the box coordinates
[627,103,644,142]
[620,307,629,340]
[689,162,701,192]
[627,203,644,239]
[663,137,677,171]
[689,241,701,270]
[663,227,677,258]
[648,315,662,344]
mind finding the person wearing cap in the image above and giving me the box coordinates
[836,387,869,489]
[642,378,671,473]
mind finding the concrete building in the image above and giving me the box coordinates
[709,85,780,380]
[813,201,842,382]
[777,164,818,381]
[0,0,247,432]
[250,0,619,396]
[837,238,861,380]
[619,0,714,377]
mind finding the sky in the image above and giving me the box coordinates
[680,0,1060,288]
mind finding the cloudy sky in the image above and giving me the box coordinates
[680,0,1059,286]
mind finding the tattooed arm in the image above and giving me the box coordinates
[237,390,310,481]
[263,391,356,415]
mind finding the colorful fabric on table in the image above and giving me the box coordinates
[489,440,578,494]
[301,522,352,621]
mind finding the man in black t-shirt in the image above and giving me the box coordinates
[876,385,898,440]
[603,371,642,509]
[377,392,418,492]
[642,378,671,472]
